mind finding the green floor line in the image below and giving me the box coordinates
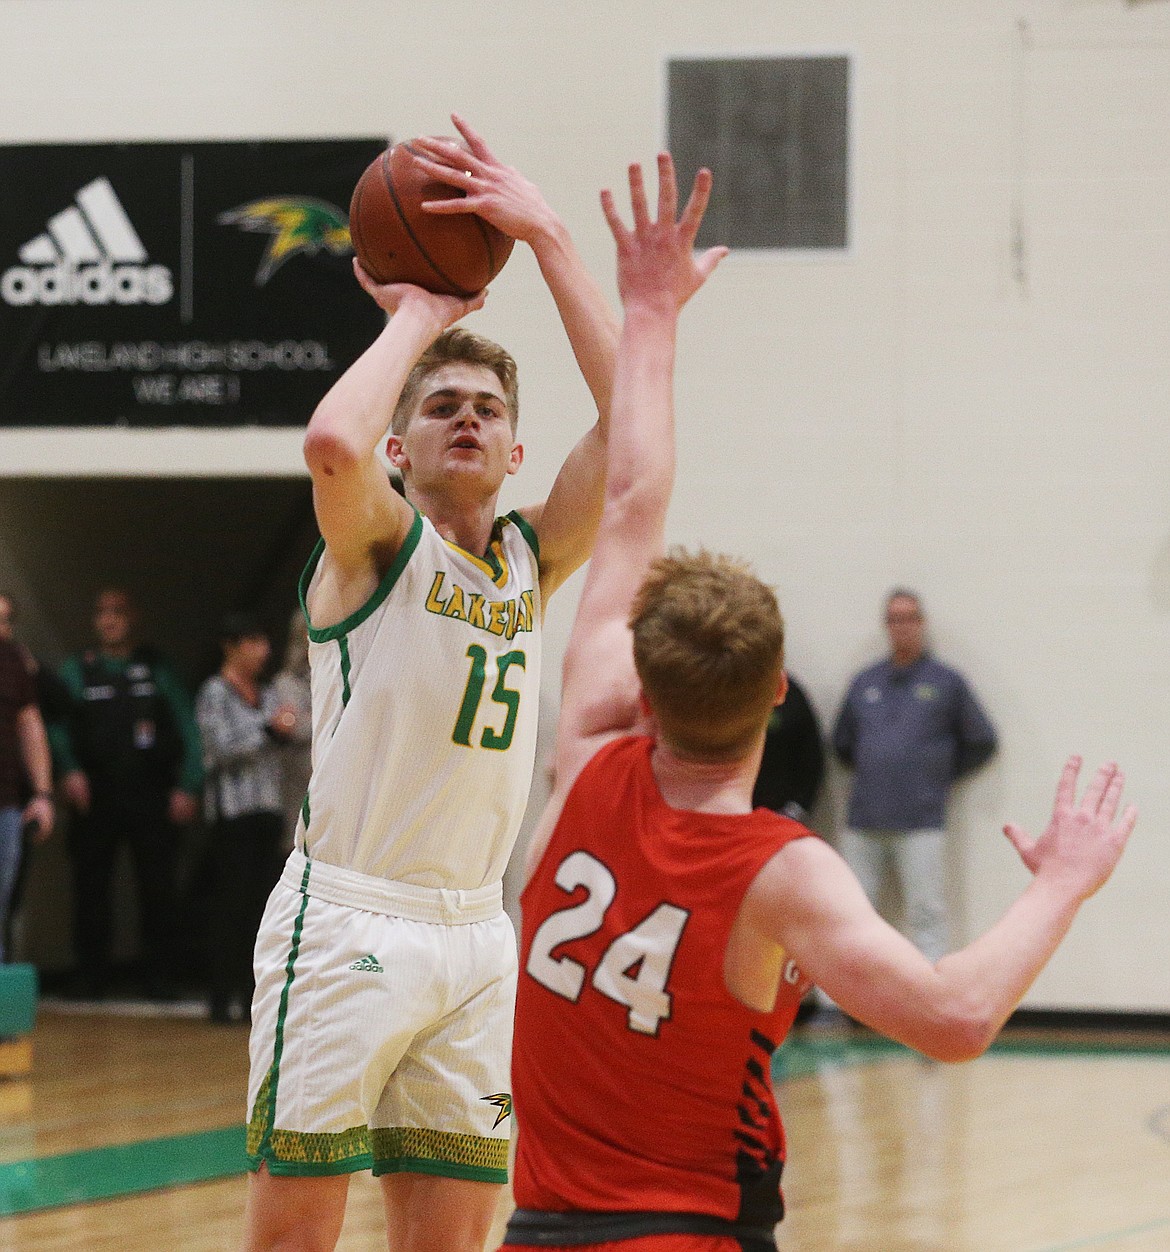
[774,1032,1170,1082]
[0,1125,247,1215]
[775,1033,904,1079]
[1,1035,1166,1217]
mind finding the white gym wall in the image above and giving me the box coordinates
[1,0,1167,1010]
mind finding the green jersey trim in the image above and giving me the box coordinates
[298,508,424,644]
[442,516,515,587]
[506,509,540,564]
[337,635,352,706]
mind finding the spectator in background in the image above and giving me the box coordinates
[0,592,63,960]
[196,612,298,1024]
[752,672,825,825]
[271,607,312,854]
[0,602,54,964]
[832,588,997,963]
[0,592,71,732]
[53,587,202,1000]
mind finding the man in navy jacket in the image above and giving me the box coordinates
[833,588,997,961]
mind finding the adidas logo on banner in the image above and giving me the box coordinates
[2,176,174,308]
[348,954,385,973]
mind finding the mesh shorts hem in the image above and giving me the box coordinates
[245,1149,507,1184]
[246,1150,374,1177]
[246,1122,509,1181]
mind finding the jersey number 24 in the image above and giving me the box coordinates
[526,850,690,1037]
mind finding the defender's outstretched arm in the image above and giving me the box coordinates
[525,154,726,876]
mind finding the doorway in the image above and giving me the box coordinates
[0,475,318,974]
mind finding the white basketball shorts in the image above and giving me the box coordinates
[246,850,516,1181]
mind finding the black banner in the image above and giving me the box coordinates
[0,139,387,427]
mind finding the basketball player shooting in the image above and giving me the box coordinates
[240,116,618,1252]
[503,154,1138,1250]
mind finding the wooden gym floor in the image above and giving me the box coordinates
[0,1007,1168,1250]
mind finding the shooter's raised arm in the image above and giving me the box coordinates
[302,277,483,611]
[411,115,621,596]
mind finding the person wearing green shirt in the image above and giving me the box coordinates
[52,587,202,1000]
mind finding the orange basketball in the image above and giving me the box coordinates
[349,142,515,297]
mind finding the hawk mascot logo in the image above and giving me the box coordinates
[480,1092,512,1130]
[218,197,351,285]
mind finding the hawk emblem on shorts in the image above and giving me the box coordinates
[481,1092,512,1129]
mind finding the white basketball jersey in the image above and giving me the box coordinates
[296,509,542,890]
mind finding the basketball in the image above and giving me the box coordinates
[349,142,515,297]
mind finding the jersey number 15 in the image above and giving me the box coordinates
[453,645,525,751]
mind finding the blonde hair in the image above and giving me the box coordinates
[391,328,519,435]
[630,549,785,761]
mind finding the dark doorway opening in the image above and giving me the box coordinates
[0,475,319,979]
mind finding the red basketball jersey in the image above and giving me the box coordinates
[513,735,814,1228]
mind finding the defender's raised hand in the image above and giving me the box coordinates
[599,153,728,311]
[1003,755,1137,899]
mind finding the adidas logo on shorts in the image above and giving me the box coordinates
[349,953,385,973]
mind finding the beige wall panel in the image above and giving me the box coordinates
[1,0,1167,1008]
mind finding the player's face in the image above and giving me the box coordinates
[0,596,12,642]
[392,363,521,495]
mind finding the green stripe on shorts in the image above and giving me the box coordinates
[248,860,313,1168]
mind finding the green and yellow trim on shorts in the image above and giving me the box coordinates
[246,1080,508,1181]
